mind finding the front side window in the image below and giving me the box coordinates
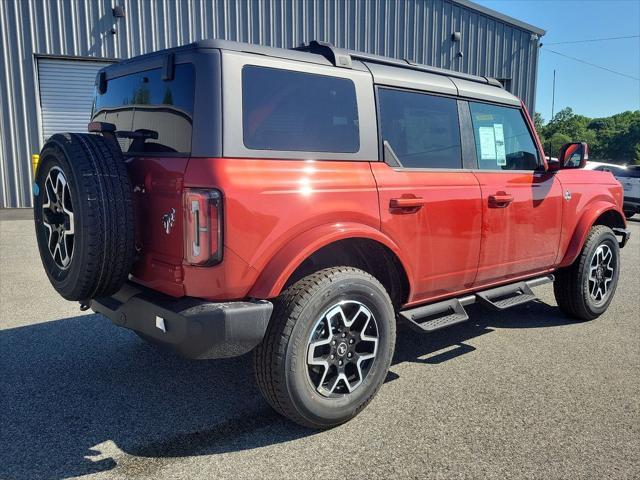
[469,102,540,171]
[92,63,195,154]
[378,88,462,169]
[242,65,359,153]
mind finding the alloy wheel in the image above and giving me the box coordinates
[42,166,75,269]
[588,243,615,306]
[306,300,379,397]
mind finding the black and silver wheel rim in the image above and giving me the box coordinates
[588,243,615,306]
[306,300,379,397]
[42,166,74,269]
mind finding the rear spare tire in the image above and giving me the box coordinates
[34,133,135,301]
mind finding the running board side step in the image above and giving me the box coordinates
[399,298,470,332]
[475,282,536,311]
[399,275,554,333]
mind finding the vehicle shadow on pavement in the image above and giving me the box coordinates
[1,300,572,480]
[0,314,313,479]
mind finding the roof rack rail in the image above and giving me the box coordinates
[293,40,502,88]
[293,40,352,69]
[403,57,503,87]
[351,50,501,87]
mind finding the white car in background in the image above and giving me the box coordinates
[585,161,640,219]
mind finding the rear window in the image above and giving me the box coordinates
[615,167,640,178]
[593,165,639,177]
[92,63,194,154]
[242,65,359,153]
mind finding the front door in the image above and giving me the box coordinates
[372,88,482,303]
[466,101,563,285]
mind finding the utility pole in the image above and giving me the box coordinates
[551,69,556,120]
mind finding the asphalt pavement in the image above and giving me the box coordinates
[1,209,639,480]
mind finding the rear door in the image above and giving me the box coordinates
[466,101,563,285]
[371,87,482,302]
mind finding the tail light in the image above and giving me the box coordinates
[183,189,222,265]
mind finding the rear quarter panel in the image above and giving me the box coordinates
[555,169,624,267]
[183,158,381,299]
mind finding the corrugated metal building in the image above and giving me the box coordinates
[0,0,544,208]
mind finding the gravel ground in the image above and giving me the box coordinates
[1,209,639,480]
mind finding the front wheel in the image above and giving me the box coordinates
[253,267,396,429]
[554,225,620,321]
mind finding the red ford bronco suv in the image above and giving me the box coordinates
[34,40,630,428]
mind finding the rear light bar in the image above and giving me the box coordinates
[183,189,223,266]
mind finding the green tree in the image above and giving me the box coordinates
[546,132,572,157]
[533,112,546,149]
[590,111,640,162]
[545,107,594,143]
[534,107,640,164]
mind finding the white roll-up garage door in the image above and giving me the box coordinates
[37,58,113,143]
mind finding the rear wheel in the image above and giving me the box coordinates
[554,225,620,320]
[253,267,396,429]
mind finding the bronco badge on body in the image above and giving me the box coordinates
[162,208,176,234]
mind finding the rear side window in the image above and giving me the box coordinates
[614,167,640,178]
[92,63,195,154]
[377,88,462,169]
[242,65,359,153]
[468,102,539,171]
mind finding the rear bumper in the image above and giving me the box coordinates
[91,282,272,359]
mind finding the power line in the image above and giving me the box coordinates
[541,48,640,81]
[544,35,640,46]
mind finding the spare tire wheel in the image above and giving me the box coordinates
[33,133,135,301]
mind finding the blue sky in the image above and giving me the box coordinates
[475,0,640,122]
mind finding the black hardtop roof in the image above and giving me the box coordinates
[100,38,505,90]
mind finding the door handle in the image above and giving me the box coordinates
[488,193,514,208]
[390,197,425,213]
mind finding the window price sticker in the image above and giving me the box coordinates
[494,123,506,166]
[478,126,496,160]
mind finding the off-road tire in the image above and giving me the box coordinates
[253,267,396,429]
[553,225,620,321]
[34,133,135,301]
